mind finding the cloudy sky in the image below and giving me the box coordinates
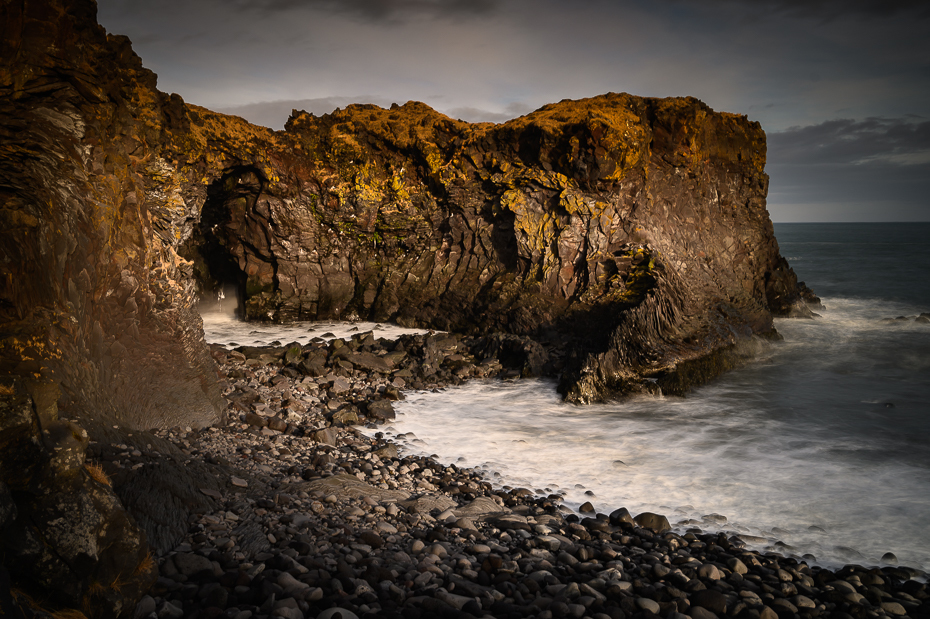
[95,0,930,222]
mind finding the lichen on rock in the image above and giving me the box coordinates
[1,0,814,417]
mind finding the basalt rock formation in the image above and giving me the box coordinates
[1,0,811,427]
[2,0,814,612]
[186,95,813,401]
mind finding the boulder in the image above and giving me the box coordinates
[366,400,396,421]
[609,507,636,526]
[348,352,395,373]
[287,474,411,503]
[372,444,399,459]
[691,588,728,614]
[310,428,338,445]
[634,511,671,532]
[331,407,360,426]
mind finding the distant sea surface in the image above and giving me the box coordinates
[203,223,930,570]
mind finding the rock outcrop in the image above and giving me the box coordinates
[184,95,810,401]
[0,0,225,432]
[1,0,811,424]
[0,377,156,618]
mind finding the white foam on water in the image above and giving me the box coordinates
[370,297,930,570]
[198,288,433,346]
[201,286,930,568]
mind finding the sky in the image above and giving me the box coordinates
[95,0,930,222]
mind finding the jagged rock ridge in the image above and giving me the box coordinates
[186,96,811,400]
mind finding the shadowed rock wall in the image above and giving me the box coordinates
[0,0,226,429]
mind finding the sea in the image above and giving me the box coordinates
[201,222,930,572]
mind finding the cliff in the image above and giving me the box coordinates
[0,1,810,424]
[0,0,813,613]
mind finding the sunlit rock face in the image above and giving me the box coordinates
[1,0,810,430]
[0,0,227,430]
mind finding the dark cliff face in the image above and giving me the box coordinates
[180,97,808,401]
[0,0,809,431]
[0,0,227,430]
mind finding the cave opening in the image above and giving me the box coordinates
[182,166,266,321]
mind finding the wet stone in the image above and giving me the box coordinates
[691,588,728,614]
[122,337,929,619]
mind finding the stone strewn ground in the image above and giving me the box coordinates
[80,332,928,619]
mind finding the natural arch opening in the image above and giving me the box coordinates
[181,166,266,321]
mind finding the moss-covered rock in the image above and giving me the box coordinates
[1,0,812,417]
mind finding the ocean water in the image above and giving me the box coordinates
[201,223,930,570]
[199,284,431,346]
[375,223,930,570]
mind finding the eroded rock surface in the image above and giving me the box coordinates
[0,0,225,430]
[1,0,814,425]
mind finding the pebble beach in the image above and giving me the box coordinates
[86,330,929,619]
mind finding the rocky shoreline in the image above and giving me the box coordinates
[2,4,923,618]
[84,330,928,619]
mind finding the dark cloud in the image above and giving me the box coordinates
[766,117,930,220]
[234,0,498,21]
[672,0,930,19]
[762,0,930,18]
[766,157,930,221]
[443,102,534,123]
[768,117,930,166]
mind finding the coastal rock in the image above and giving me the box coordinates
[691,588,728,613]
[372,444,399,459]
[399,494,459,514]
[1,0,224,431]
[287,473,410,502]
[635,597,661,614]
[634,511,671,532]
[609,506,635,526]
[106,355,930,619]
[0,378,156,618]
[453,497,511,519]
[0,0,814,428]
[365,400,396,421]
[0,1,822,612]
